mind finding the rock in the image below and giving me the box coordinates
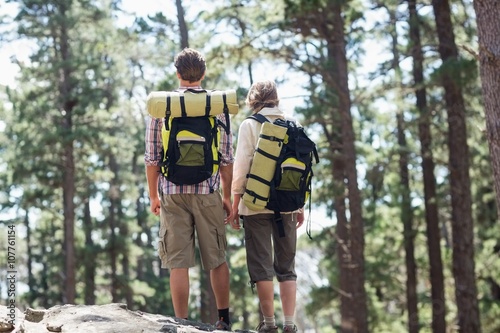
[0,303,254,333]
[24,308,46,323]
[46,323,62,332]
[0,320,14,332]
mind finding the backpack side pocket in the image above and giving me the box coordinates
[277,157,306,191]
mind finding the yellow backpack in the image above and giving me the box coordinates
[147,89,238,188]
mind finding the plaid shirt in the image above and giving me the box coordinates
[144,90,234,195]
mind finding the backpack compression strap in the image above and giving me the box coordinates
[164,93,172,130]
[163,89,185,130]
[203,89,231,135]
[220,92,231,134]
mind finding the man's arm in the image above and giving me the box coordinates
[220,163,233,223]
[146,165,161,216]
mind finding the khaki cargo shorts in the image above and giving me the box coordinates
[158,192,227,270]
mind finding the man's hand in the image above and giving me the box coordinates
[150,196,161,216]
[223,198,233,224]
[146,165,161,216]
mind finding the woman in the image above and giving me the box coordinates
[230,80,302,333]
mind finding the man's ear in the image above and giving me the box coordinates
[200,72,206,81]
[176,72,182,79]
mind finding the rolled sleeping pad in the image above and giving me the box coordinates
[243,121,288,211]
[147,89,239,118]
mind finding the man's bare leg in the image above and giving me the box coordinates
[170,268,189,318]
[210,262,230,309]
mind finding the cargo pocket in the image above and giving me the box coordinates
[277,158,306,191]
[158,225,168,263]
[216,226,227,254]
[177,130,206,166]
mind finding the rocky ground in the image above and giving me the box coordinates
[0,303,253,333]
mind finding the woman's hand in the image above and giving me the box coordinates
[296,210,305,228]
[229,206,242,230]
[229,194,242,230]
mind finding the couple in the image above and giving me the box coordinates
[144,48,303,333]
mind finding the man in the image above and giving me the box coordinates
[145,48,233,330]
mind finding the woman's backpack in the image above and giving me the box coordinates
[243,113,319,236]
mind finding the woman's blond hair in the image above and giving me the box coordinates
[245,80,279,113]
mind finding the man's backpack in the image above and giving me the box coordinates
[243,113,319,236]
[161,115,223,188]
[150,89,234,189]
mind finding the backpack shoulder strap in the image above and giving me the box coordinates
[247,113,288,146]
[247,113,270,124]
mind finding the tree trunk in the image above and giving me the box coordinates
[115,168,130,306]
[62,138,76,305]
[326,3,368,331]
[408,1,447,331]
[40,226,51,308]
[119,204,133,308]
[83,197,96,305]
[319,98,354,330]
[108,154,120,303]
[25,211,35,304]
[386,6,420,331]
[397,113,419,333]
[200,269,217,324]
[280,1,368,327]
[132,149,146,282]
[176,0,189,49]
[57,1,76,304]
[431,0,480,331]
[135,194,145,282]
[109,203,119,303]
[473,0,500,211]
[333,151,354,332]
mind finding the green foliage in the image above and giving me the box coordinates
[0,0,498,332]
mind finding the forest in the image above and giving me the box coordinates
[0,0,499,332]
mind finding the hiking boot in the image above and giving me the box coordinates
[283,324,298,332]
[256,321,279,333]
[215,317,231,331]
